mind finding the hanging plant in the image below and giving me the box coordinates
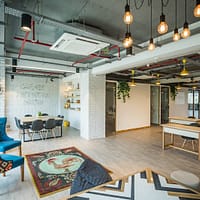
[170,85,178,101]
[117,81,130,103]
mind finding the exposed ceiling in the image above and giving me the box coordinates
[3,0,200,86]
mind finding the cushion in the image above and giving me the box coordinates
[70,159,112,195]
[0,157,13,173]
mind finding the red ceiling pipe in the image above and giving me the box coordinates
[72,55,95,66]
[14,37,52,47]
[18,31,30,59]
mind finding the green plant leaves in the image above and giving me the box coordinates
[117,81,130,103]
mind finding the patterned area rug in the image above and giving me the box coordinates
[69,169,200,200]
[26,147,92,197]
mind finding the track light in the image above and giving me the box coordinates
[148,38,155,51]
[123,32,133,48]
[21,13,32,32]
[123,0,133,24]
[194,0,200,17]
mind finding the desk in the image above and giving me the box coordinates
[169,116,200,125]
[21,116,63,142]
[161,123,200,160]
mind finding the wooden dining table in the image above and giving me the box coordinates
[21,116,64,142]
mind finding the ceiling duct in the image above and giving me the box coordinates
[50,33,110,56]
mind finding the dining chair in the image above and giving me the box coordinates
[55,116,64,135]
[44,119,56,139]
[41,113,48,116]
[0,117,22,156]
[181,123,199,151]
[0,154,24,181]
[29,119,44,141]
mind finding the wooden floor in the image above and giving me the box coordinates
[0,125,200,200]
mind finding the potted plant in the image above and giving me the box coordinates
[170,85,178,101]
[117,81,130,103]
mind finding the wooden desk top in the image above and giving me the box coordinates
[168,116,200,122]
[161,123,200,133]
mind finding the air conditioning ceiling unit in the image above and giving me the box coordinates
[50,33,110,56]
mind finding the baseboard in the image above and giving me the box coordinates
[116,126,150,133]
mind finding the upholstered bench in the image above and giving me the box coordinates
[170,170,200,190]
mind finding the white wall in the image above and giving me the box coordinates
[80,70,105,139]
[116,83,150,131]
[63,73,80,130]
[169,87,188,117]
[5,75,59,130]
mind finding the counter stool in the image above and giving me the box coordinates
[170,170,200,190]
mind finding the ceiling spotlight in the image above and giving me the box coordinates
[194,0,200,17]
[123,0,133,24]
[123,32,133,48]
[21,13,32,32]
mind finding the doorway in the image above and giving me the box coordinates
[161,87,169,124]
[106,82,116,136]
[150,86,169,125]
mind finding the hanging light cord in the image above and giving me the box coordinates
[175,0,177,27]
[150,0,153,37]
[163,0,169,7]
[185,0,187,22]
[134,0,144,10]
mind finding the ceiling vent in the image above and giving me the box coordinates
[50,33,110,56]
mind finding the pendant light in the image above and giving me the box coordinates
[123,25,133,48]
[126,46,133,56]
[123,0,133,24]
[157,0,168,34]
[176,83,181,90]
[155,74,161,85]
[180,58,189,76]
[148,0,155,51]
[181,0,191,38]
[129,70,136,86]
[173,0,180,41]
[21,13,32,32]
[194,0,200,17]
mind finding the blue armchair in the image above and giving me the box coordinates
[0,154,24,181]
[0,117,22,156]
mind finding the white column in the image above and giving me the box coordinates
[0,0,5,116]
[80,69,105,139]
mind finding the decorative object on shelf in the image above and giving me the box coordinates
[117,81,130,103]
[170,85,178,100]
[38,112,42,116]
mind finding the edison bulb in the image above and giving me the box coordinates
[148,38,155,51]
[157,21,168,34]
[181,27,190,39]
[123,36,133,48]
[194,4,200,17]
[173,29,180,41]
